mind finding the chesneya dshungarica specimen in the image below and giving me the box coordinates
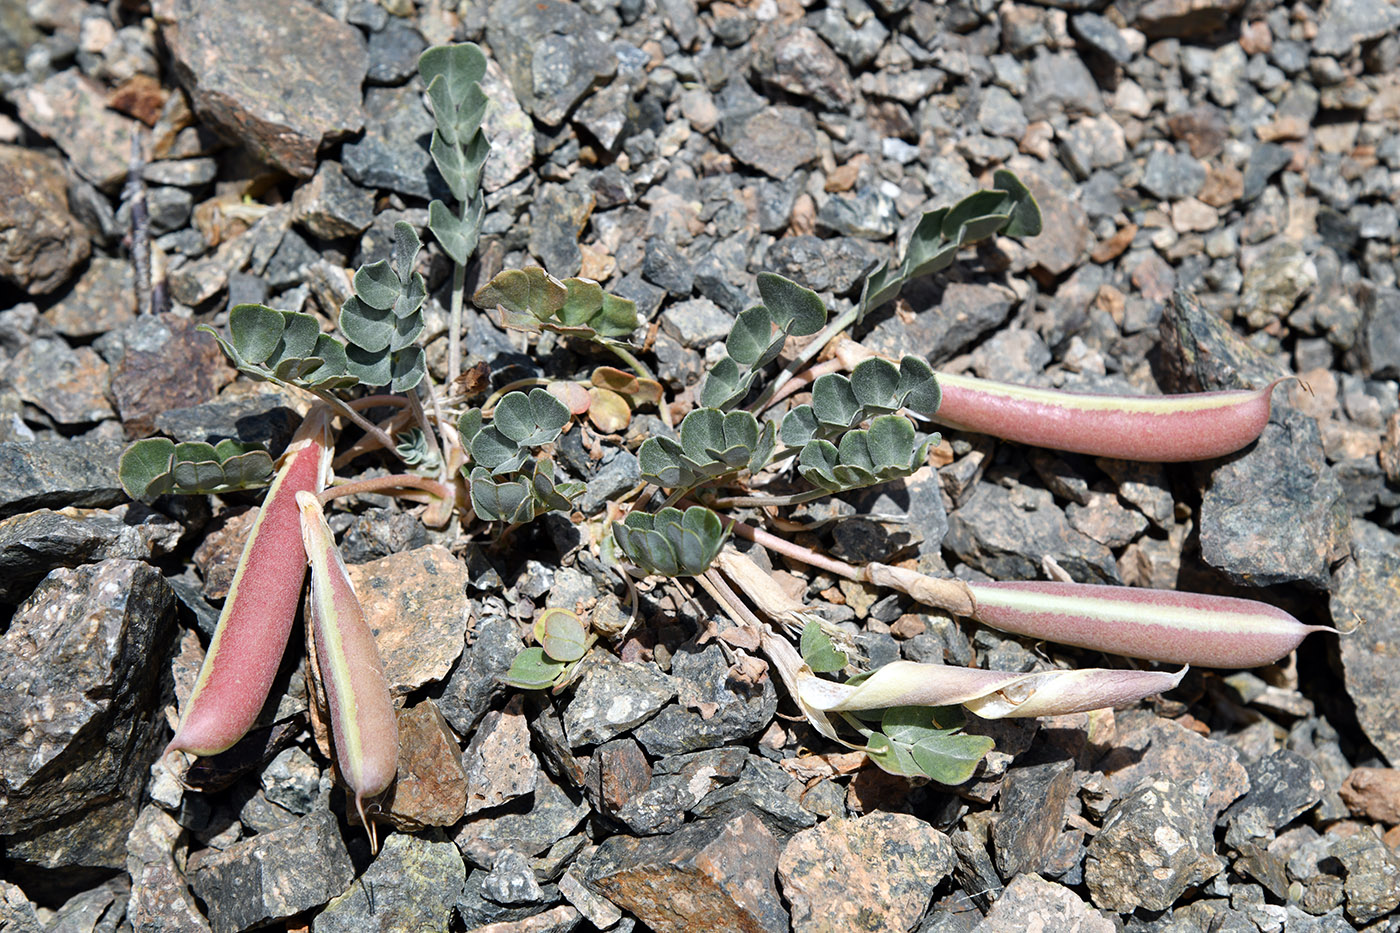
[166,408,333,758]
[297,491,398,852]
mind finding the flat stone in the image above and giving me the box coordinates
[818,186,899,240]
[0,432,126,519]
[1357,287,1400,380]
[464,694,538,816]
[12,70,142,190]
[126,804,212,933]
[587,810,789,933]
[1314,0,1400,56]
[0,560,177,837]
[1330,830,1400,924]
[1065,492,1148,547]
[43,257,137,337]
[974,871,1114,933]
[722,105,820,180]
[945,480,1120,583]
[763,234,876,295]
[0,144,91,295]
[313,833,464,933]
[1096,709,1250,822]
[1224,750,1326,844]
[7,337,114,425]
[292,160,374,239]
[188,809,355,933]
[106,316,237,438]
[1095,458,1174,528]
[165,0,366,178]
[1133,0,1246,38]
[1084,779,1225,913]
[659,296,732,349]
[866,281,1017,365]
[165,202,291,305]
[1240,242,1317,330]
[780,812,953,932]
[1023,49,1103,120]
[643,237,695,297]
[0,504,182,603]
[1332,544,1400,766]
[992,753,1078,879]
[529,183,592,277]
[454,769,590,868]
[143,157,217,187]
[345,544,470,694]
[563,654,676,747]
[1340,767,1400,824]
[587,737,654,816]
[153,384,302,455]
[756,26,854,109]
[633,641,778,756]
[383,698,467,829]
[437,605,522,735]
[485,0,617,127]
[366,19,427,86]
[1142,146,1207,201]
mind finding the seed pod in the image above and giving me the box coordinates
[966,581,1332,668]
[167,410,332,757]
[296,491,398,851]
[934,373,1288,462]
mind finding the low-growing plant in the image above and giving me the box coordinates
[126,42,1329,846]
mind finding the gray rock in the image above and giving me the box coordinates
[142,157,217,187]
[1133,0,1246,38]
[764,234,876,295]
[126,805,211,933]
[0,505,182,603]
[866,281,1017,364]
[166,0,367,178]
[1065,493,1148,547]
[42,257,136,338]
[992,753,1078,879]
[0,1,40,75]
[1223,750,1326,846]
[945,480,1120,583]
[6,337,114,425]
[574,80,633,153]
[563,655,676,747]
[292,160,375,239]
[659,0,701,48]
[337,506,428,564]
[12,70,142,191]
[1085,779,1225,913]
[529,183,591,277]
[633,641,778,756]
[366,19,426,86]
[1142,147,1207,200]
[659,296,732,349]
[580,452,639,512]
[974,872,1114,933]
[1240,242,1317,330]
[1097,709,1249,823]
[1357,287,1400,379]
[481,848,545,906]
[153,387,302,455]
[437,606,522,735]
[455,870,564,928]
[812,5,887,69]
[1314,0,1400,56]
[643,238,695,296]
[1332,544,1400,766]
[342,84,448,201]
[1329,830,1400,925]
[0,561,176,841]
[313,834,464,932]
[721,105,820,179]
[485,0,616,127]
[976,86,1028,139]
[0,144,91,295]
[1023,49,1103,120]
[1242,142,1292,203]
[1071,12,1134,64]
[454,769,590,868]
[756,26,854,110]
[818,186,899,240]
[189,809,355,933]
[849,467,949,561]
[1095,458,1174,528]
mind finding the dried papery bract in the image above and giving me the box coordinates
[166,408,334,758]
[297,491,399,852]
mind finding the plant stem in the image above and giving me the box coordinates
[701,568,766,631]
[332,410,413,470]
[758,358,845,413]
[318,473,456,505]
[309,389,408,463]
[447,251,466,391]
[706,488,830,509]
[599,339,672,429]
[747,305,861,413]
[345,395,412,411]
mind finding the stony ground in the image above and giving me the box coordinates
[2,0,1399,930]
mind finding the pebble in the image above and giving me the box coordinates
[1340,767,1400,825]
[342,84,449,201]
[563,654,676,747]
[387,698,468,828]
[974,871,1114,933]
[314,834,464,932]
[438,606,523,736]
[485,0,617,128]
[13,69,141,190]
[1332,543,1400,766]
[633,640,778,756]
[0,144,91,295]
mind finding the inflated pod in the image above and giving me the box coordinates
[933,373,1288,462]
[167,410,332,757]
[966,580,1331,668]
[296,491,398,850]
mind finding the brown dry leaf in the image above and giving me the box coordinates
[548,380,592,415]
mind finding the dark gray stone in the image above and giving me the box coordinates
[634,641,778,756]
[818,186,899,240]
[485,0,616,127]
[1330,831,1400,925]
[336,506,428,564]
[342,84,448,201]
[1023,49,1103,120]
[659,296,731,349]
[1332,544,1400,767]
[1141,147,1207,200]
[436,606,522,735]
[1085,779,1225,913]
[992,754,1077,879]
[945,480,1120,583]
[529,183,591,277]
[1243,143,1293,203]
[1224,750,1326,848]
[366,19,426,86]
[764,234,876,295]
[643,238,695,296]
[1357,287,1400,379]
[189,809,355,933]
[152,388,302,456]
[454,770,590,868]
[580,452,640,514]
[314,834,464,932]
[755,26,853,109]
[562,655,675,747]
[455,870,563,928]
[0,505,182,603]
[976,86,1028,139]
[865,281,1017,364]
[293,160,375,240]
[1071,12,1134,64]
[1097,709,1250,823]
[721,105,820,179]
[481,848,545,906]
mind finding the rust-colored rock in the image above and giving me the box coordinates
[13,70,142,189]
[382,699,467,829]
[463,695,537,816]
[7,338,115,426]
[0,144,91,295]
[109,316,237,438]
[1342,768,1400,825]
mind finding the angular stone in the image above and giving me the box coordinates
[313,834,465,933]
[722,106,820,179]
[975,871,1114,933]
[1097,709,1249,822]
[866,281,1017,365]
[188,809,355,933]
[1141,147,1207,201]
[1085,779,1225,913]
[1224,750,1326,844]
[154,384,302,455]
[0,504,181,603]
[486,0,617,127]
[165,0,367,178]
[587,737,653,816]
[587,810,789,933]
[1332,545,1400,766]
[455,769,590,868]
[341,84,446,201]
[528,183,592,278]
[756,27,854,110]
[43,258,138,338]
[945,480,1120,583]
[0,1,40,75]
[780,812,953,932]
[1330,830,1400,924]
[1133,0,1246,38]
[0,560,176,837]
[126,805,211,933]
[437,605,522,735]
[1314,0,1400,56]
[563,655,675,747]
[383,699,467,829]
[633,641,778,756]
[0,145,91,295]
[107,316,237,438]
[292,160,374,239]
[763,234,875,295]
[659,297,732,349]
[0,432,126,519]
[345,544,470,694]
[1357,287,1400,380]
[1023,49,1103,120]
[366,19,426,86]
[7,338,114,425]
[1340,767,1400,824]
[13,70,142,190]
[464,695,537,816]
[992,753,1077,879]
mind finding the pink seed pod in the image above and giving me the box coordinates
[167,411,333,758]
[933,373,1289,462]
[966,581,1332,668]
[297,491,398,852]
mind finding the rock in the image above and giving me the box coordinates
[974,871,1114,933]
[1240,242,1316,330]
[1065,492,1149,547]
[0,145,91,295]
[721,105,820,180]
[292,160,374,239]
[384,699,467,829]
[464,695,537,816]
[165,0,366,178]
[1023,49,1103,121]
[977,86,1028,139]
[1133,0,1246,38]
[366,19,427,86]
[580,451,640,513]
[7,337,114,425]
[481,848,546,906]
[818,186,899,240]
[107,316,238,438]
[1070,12,1134,65]
[0,560,177,838]
[0,1,40,75]
[1340,767,1400,824]
[633,641,778,756]
[1357,287,1400,379]
[587,737,652,816]
[485,0,617,127]
[342,85,448,201]
[344,544,470,694]
[1097,710,1249,821]
[563,655,676,747]
[1242,143,1292,203]
[945,480,1120,583]
[0,504,181,603]
[1223,750,1326,844]
[188,809,355,933]
[756,27,854,110]
[1007,157,1091,277]
[126,804,211,933]
[154,385,302,456]
[12,70,142,190]
[437,605,522,735]
[1314,0,1400,56]
[780,812,953,932]
[337,507,428,564]
[313,834,465,933]
[529,182,592,278]
[764,234,875,295]
[1332,544,1400,766]
[1141,147,1207,201]
[659,297,732,349]
[992,753,1077,879]
[866,281,1017,364]
[43,257,137,337]
[1330,830,1400,924]
[455,769,590,867]
[1095,458,1174,529]
[454,868,566,929]
[643,238,695,296]
[0,432,126,519]
[165,202,292,305]
[1084,779,1225,913]
[586,810,789,933]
